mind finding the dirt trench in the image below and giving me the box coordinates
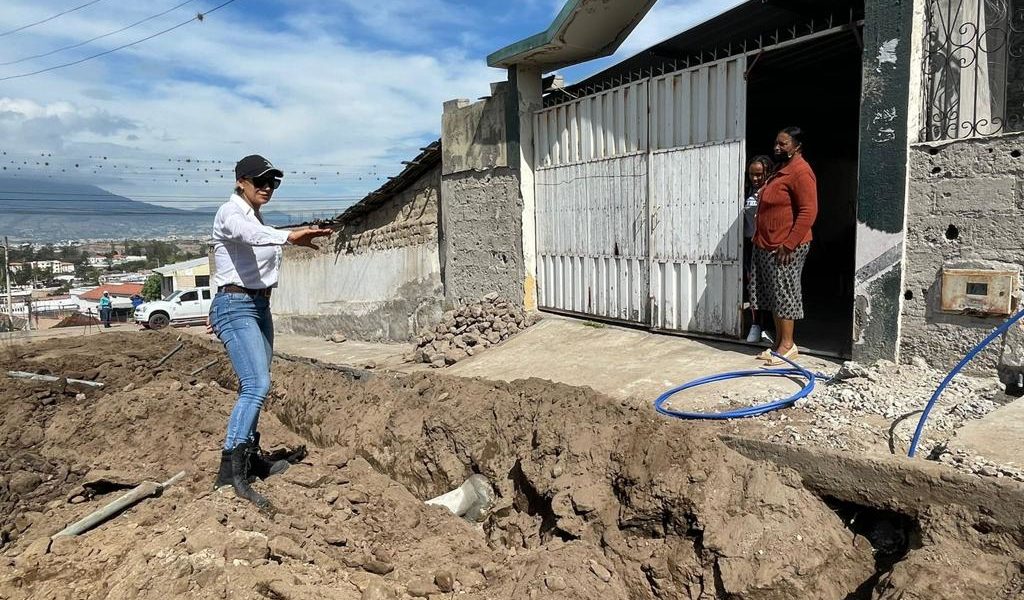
[0,333,1022,599]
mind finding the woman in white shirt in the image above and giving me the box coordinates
[209,154,332,511]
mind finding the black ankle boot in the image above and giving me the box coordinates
[213,449,233,490]
[230,442,274,513]
[249,432,306,480]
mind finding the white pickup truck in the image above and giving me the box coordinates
[135,287,212,329]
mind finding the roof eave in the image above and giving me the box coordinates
[487,0,655,71]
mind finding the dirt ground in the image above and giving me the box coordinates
[1,333,1023,599]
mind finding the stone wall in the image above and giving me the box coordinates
[901,132,1024,369]
[338,169,441,253]
[272,166,443,342]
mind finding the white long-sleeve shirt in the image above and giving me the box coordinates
[211,194,290,289]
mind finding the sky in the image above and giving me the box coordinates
[0,0,734,217]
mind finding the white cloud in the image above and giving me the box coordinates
[0,1,505,212]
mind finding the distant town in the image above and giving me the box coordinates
[0,237,208,331]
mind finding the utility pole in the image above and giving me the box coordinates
[2,236,12,331]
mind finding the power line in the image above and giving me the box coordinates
[0,0,240,82]
[1,0,198,67]
[0,0,104,38]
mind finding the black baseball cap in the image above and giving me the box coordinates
[235,155,284,180]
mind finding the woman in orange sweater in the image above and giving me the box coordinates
[749,126,818,364]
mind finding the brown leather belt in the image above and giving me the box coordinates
[218,284,272,298]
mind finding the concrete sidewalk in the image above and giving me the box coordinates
[446,316,836,411]
[952,398,1024,466]
[271,314,837,412]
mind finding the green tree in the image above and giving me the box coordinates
[13,265,32,286]
[36,244,56,260]
[58,245,80,262]
[142,274,163,300]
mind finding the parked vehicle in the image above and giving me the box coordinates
[135,287,212,329]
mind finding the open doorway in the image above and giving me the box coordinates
[744,28,863,358]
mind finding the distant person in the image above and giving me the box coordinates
[98,291,112,328]
[130,294,144,309]
[208,154,333,511]
[750,126,818,365]
[743,155,774,344]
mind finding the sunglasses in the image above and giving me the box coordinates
[248,176,281,190]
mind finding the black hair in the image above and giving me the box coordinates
[747,154,775,174]
[780,126,805,149]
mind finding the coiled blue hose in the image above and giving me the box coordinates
[654,352,818,420]
[907,306,1024,458]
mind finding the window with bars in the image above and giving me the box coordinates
[922,0,1024,141]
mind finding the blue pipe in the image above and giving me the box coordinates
[907,306,1024,458]
[654,352,818,420]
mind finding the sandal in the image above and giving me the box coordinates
[756,348,774,361]
[764,345,799,366]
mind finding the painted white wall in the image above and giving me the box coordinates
[274,244,441,317]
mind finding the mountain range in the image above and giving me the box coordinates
[0,177,314,242]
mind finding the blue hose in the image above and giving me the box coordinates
[654,352,818,420]
[907,306,1024,458]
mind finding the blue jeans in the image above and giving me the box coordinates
[210,292,274,450]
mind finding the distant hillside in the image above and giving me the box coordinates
[0,177,309,241]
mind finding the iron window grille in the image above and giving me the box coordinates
[923,0,1024,141]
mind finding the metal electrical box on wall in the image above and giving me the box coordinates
[940,269,1018,316]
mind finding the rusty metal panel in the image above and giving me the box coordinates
[535,154,649,323]
[940,269,1018,316]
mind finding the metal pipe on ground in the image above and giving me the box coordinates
[51,471,187,538]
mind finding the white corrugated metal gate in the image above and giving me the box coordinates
[534,56,747,337]
[534,80,650,323]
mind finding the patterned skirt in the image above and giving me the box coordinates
[749,243,811,320]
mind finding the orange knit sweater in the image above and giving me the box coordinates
[752,154,818,251]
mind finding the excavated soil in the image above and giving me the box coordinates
[1,332,1022,599]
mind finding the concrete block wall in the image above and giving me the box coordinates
[440,88,525,309]
[272,166,444,342]
[901,132,1024,369]
[440,168,523,307]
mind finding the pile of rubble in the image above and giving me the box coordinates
[411,293,540,368]
[762,358,1007,456]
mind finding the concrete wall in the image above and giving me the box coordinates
[273,167,443,342]
[851,0,916,363]
[440,87,525,308]
[901,132,1024,369]
[440,168,524,307]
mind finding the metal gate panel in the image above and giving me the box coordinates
[534,56,746,336]
[650,57,745,149]
[648,56,746,336]
[535,155,648,322]
[650,141,744,335]
[534,80,649,324]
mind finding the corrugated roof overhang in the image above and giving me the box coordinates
[559,0,863,97]
[487,0,656,71]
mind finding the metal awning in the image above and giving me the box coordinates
[487,0,656,71]
[561,0,863,96]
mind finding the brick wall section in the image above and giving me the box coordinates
[337,167,440,253]
[901,132,1024,369]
